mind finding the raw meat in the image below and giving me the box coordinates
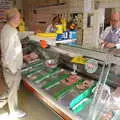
[61,74,80,86]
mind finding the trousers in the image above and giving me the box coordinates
[0,68,21,113]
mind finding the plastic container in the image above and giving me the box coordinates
[36,33,57,38]
[56,24,63,34]
[56,34,64,41]
[64,31,69,40]
[68,30,77,40]
[40,40,48,48]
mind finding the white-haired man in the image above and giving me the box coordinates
[0,8,26,118]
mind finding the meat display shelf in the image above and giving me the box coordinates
[22,60,94,120]
[22,41,120,120]
[23,79,81,120]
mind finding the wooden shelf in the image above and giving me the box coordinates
[35,2,65,9]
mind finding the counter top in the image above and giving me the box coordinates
[52,45,120,65]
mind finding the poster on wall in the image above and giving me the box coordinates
[84,0,92,13]
[0,0,12,20]
[0,0,12,9]
[0,0,13,30]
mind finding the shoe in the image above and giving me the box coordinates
[9,109,26,118]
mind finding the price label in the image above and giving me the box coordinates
[85,59,98,73]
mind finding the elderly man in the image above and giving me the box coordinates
[100,11,120,75]
[0,8,26,118]
[101,11,120,49]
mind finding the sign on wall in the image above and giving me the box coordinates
[84,0,92,13]
[0,0,13,21]
[0,0,13,30]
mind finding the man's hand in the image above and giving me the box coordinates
[105,42,116,48]
[100,41,109,48]
[101,41,116,48]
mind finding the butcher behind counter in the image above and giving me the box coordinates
[100,10,120,75]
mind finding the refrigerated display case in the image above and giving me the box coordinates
[22,40,120,120]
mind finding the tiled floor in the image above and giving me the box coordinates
[0,85,62,120]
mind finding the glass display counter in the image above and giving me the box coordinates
[21,40,120,120]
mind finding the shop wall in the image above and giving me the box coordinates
[22,0,83,32]
[82,0,103,48]
[95,0,120,8]
[22,0,63,31]
[14,0,23,10]
[67,0,83,13]
[83,8,105,48]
